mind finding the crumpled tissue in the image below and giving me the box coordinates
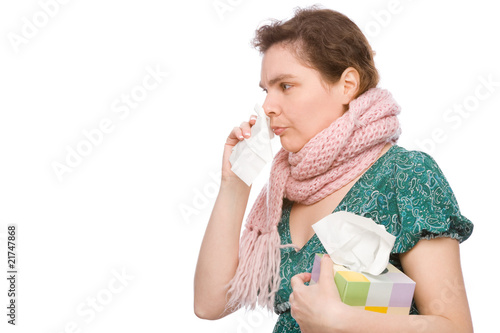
[311,211,396,275]
[229,104,274,186]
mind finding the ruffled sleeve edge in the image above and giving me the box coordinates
[392,214,474,254]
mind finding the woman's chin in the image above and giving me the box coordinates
[280,137,304,154]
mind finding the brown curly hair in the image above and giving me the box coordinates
[252,6,379,96]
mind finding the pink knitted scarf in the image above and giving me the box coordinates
[226,88,401,311]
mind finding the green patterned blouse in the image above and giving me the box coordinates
[272,145,473,333]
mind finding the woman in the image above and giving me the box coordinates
[194,7,473,333]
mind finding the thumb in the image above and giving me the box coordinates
[319,255,342,303]
[319,254,335,287]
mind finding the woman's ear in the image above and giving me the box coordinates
[339,67,360,104]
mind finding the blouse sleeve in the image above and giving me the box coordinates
[391,150,474,254]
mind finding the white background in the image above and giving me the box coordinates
[1,0,499,332]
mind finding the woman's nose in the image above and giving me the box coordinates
[262,94,281,117]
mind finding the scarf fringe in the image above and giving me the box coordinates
[225,228,281,312]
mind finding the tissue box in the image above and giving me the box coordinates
[310,254,415,314]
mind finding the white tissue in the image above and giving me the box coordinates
[229,104,274,186]
[312,211,396,275]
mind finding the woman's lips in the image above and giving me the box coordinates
[272,127,287,136]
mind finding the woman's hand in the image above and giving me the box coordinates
[222,115,258,182]
[290,255,348,333]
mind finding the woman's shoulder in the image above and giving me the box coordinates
[377,145,441,173]
[368,145,447,186]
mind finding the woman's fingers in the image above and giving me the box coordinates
[249,114,257,125]
[240,115,257,139]
[227,115,258,143]
[231,126,244,141]
[239,121,251,139]
[222,114,260,179]
[290,272,311,290]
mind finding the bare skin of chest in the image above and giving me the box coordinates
[288,176,359,249]
[288,143,393,250]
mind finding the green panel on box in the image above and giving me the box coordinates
[345,281,371,306]
[335,273,370,306]
[334,272,348,301]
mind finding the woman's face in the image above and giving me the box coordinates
[260,44,352,153]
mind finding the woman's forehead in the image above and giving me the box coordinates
[260,46,306,83]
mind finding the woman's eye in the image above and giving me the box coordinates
[261,88,268,94]
[281,83,292,91]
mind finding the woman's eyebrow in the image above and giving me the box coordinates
[259,74,297,89]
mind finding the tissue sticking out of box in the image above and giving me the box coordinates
[229,104,274,186]
[312,211,396,275]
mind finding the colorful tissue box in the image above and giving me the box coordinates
[310,254,415,314]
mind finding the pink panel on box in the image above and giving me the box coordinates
[388,272,415,307]
[310,254,323,284]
